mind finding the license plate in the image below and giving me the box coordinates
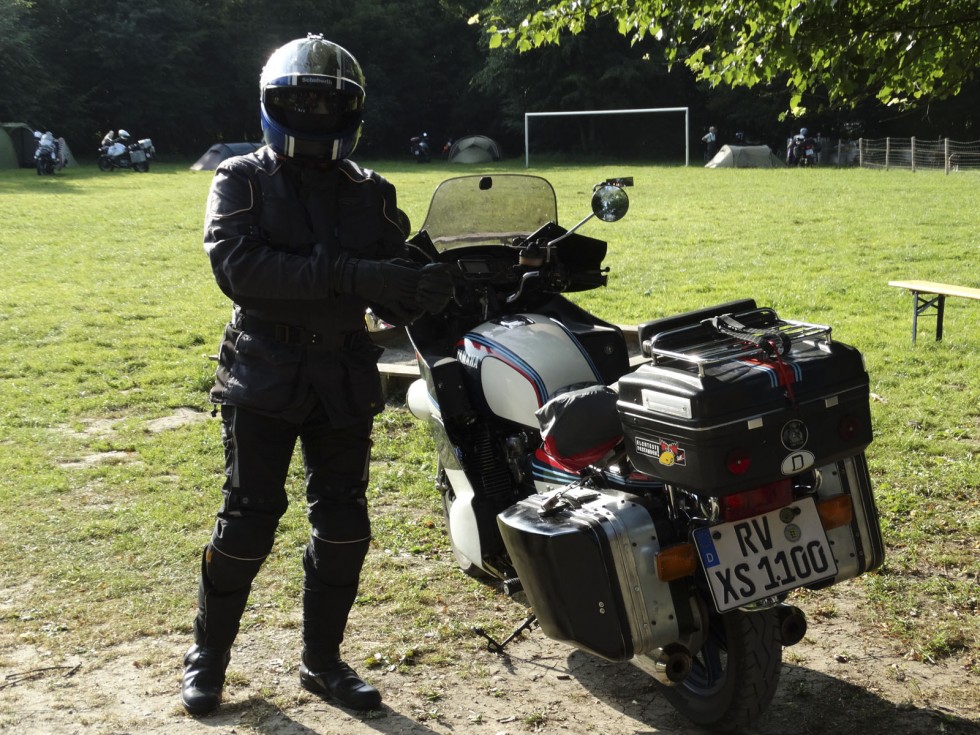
[693,498,838,612]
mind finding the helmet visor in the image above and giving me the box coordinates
[264,87,362,135]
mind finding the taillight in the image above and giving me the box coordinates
[719,479,793,522]
[725,448,752,475]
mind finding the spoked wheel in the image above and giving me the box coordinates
[658,608,782,731]
[438,464,491,580]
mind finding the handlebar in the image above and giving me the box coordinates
[506,270,543,304]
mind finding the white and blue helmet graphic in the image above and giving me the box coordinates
[260,34,366,160]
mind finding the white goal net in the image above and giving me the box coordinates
[524,107,690,167]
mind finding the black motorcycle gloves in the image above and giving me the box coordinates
[333,255,416,305]
[415,263,454,314]
[333,255,454,316]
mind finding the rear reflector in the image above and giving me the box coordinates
[725,448,752,475]
[839,415,862,442]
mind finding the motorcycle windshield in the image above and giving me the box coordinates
[418,175,558,252]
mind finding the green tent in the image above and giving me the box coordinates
[0,127,18,168]
[1,123,39,167]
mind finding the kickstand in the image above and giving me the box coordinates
[472,613,537,654]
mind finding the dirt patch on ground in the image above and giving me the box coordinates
[1,585,977,735]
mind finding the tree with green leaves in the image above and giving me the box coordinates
[482,0,980,117]
[0,0,58,124]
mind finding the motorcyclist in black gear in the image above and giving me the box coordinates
[180,33,454,716]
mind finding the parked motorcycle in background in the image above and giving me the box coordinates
[404,174,884,730]
[787,128,819,167]
[410,132,432,163]
[34,131,62,175]
[98,137,155,172]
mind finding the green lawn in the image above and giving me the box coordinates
[0,159,977,669]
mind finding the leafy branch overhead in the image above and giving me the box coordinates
[480,0,980,115]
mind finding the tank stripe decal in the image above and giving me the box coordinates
[548,318,603,382]
[460,334,548,404]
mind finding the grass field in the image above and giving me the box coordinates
[0,159,977,674]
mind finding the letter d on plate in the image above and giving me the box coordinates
[781,450,815,475]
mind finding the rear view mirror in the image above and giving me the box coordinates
[591,184,630,222]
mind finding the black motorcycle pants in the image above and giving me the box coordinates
[193,402,374,662]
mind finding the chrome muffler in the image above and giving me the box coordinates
[632,643,693,685]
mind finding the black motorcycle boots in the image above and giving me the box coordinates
[299,653,382,711]
[180,645,231,715]
[180,647,381,714]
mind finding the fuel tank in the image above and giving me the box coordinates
[457,314,602,428]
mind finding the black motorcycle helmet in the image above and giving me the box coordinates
[260,33,366,161]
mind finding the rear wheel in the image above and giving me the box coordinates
[134,161,149,173]
[657,608,782,731]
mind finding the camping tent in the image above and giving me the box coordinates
[1,123,39,167]
[56,137,77,167]
[0,128,18,168]
[191,142,264,170]
[705,144,785,168]
[447,135,502,164]
[0,123,77,169]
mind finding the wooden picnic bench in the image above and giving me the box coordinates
[888,280,980,343]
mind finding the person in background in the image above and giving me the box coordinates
[702,125,719,161]
[179,33,453,717]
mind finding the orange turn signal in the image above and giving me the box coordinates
[656,543,698,582]
[816,494,853,530]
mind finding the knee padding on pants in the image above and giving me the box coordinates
[304,534,369,588]
[204,543,266,594]
[309,497,370,542]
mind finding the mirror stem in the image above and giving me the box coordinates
[546,213,595,248]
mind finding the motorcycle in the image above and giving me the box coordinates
[410,133,432,163]
[403,173,884,730]
[788,135,818,167]
[98,138,154,172]
[34,140,59,175]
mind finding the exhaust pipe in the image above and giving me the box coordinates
[776,603,808,646]
[650,644,693,685]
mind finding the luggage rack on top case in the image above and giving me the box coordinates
[641,307,833,377]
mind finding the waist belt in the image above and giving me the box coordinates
[236,314,363,348]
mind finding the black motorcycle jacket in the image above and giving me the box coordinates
[204,146,409,425]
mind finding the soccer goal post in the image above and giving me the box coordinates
[524,107,690,167]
